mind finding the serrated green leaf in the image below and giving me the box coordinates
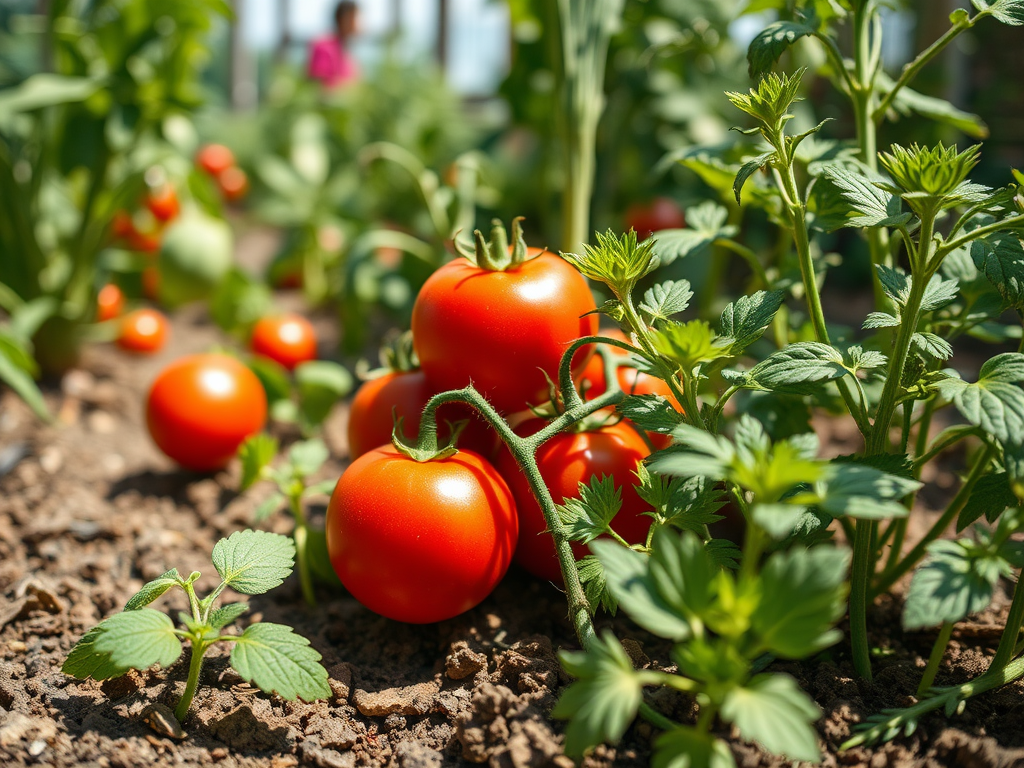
[721,674,822,762]
[92,610,183,673]
[844,345,887,374]
[209,602,249,630]
[648,426,735,481]
[727,69,806,134]
[959,471,1017,530]
[558,476,623,544]
[287,439,329,477]
[239,434,279,492]
[640,280,694,323]
[747,20,817,79]
[816,464,918,520]
[877,265,912,306]
[636,466,725,532]
[562,230,658,294]
[124,569,181,611]
[821,166,911,228]
[734,151,775,204]
[921,274,961,312]
[912,332,953,361]
[971,232,1024,313]
[577,555,617,615]
[653,727,736,768]
[744,342,848,394]
[653,320,732,371]
[230,622,330,701]
[617,394,685,436]
[932,353,1024,443]
[706,539,743,570]
[902,540,1004,629]
[863,312,899,329]
[591,538,692,641]
[650,202,735,266]
[553,632,643,757]
[62,626,130,681]
[752,545,850,658]
[212,530,296,595]
[972,0,1024,25]
[720,290,785,354]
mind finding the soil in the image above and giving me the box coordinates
[2,279,1024,768]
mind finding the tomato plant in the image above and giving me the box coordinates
[250,314,318,371]
[147,353,267,471]
[495,415,651,582]
[117,308,169,354]
[326,445,517,623]
[411,219,597,414]
[196,143,235,177]
[96,284,125,322]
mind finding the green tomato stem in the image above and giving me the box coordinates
[174,640,207,723]
[992,574,1024,670]
[917,620,954,697]
[290,496,316,608]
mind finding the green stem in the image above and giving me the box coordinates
[174,641,207,723]
[872,442,995,598]
[913,425,978,471]
[290,494,316,607]
[937,212,1024,261]
[716,239,770,290]
[917,621,954,697]
[849,518,876,680]
[882,518,907,574]
[992,575,1024,670]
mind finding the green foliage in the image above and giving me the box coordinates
[562,230,658,298]
[63,531,328,721]
[933,354,1024,444]
[558,476,624,545]
[720,674,821,762]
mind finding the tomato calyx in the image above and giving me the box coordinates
[454,217,534,272]
[357,330,419,381]
[391,413,467,462]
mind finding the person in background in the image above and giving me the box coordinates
[307,1,360,88]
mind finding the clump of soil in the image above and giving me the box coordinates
[1,306,1023,768]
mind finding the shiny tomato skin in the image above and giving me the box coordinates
[96,283,125,322]
[196,144,235,176]
[496,418,652,583]
[146,353,267,471]
[146,184,180,223]
[411,251,598,414]
[117,308,169,354]
[326,445,518,623]
[250,314,318,371]
[346,370,499,460]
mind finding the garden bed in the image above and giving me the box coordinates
[1,305,1023,768]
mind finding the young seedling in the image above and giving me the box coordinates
[247,356,353,436]
[62,530,331,727]
[238,435,338,606]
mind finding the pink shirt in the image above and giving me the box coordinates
[307,36,359,88]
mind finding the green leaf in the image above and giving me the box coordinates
[212,530,296,596]
[972,0,1024,25]
[62,626,130,681]
[230,622,331,702]
[577,555,617,615]
[720,290,785,355]
[254,493,284,523]
[816,464,918,520]
[652,320,731,371]
[878,143,981,206]
[295,361,353,429]
[0,74,101,115]
[92,610,183,673]
[743,342,848,394]
[921,274,961,312]
[912,332,953,362]
[752,503,810,539]
[653,728,736,768]
[971,232,1024,313]
[248,355,292,405]
[210,268,273,334]
[876,265,912,307]
[287,439,329,478]
[844,345,887,375]
[558,476,623,544]
[591,538,692,641]
[640,280,694,324]
[726,69,806,135]
[0,340,50,420]
[209,602,249,630]
[902,540,1004,629]
[553,632,643,758]
[932,353,1024,443]
[734,151,775,204]
[720,674,822,762]
[305,527,343,587]
[562,230,657,295]
[821,166,911,228]
[960,471,1017,530]
[239,434,279,492]
[648,425,735,481]
[752,545,850,658]
[747,21,817,80]
[650,202,735,266]
[124,569,181,611]
[879,72,989,139]
[617,394,685,436]
[635,465,725,532]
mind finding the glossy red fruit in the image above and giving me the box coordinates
[219,167,249,202]
[625,197,685,240]
[196,144,235,177]
[96,283,125,322]
[146,353,267,471]
[412,248,597,414]
[326,445,518,623]
[145,184,180,223]
[496,417,652,583]
[117,308,169,354]
[250,314,318,371]
[346,370,500,460]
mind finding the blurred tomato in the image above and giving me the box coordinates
[96,283,125,322]
[117,308,169,354]
[111,210,135,241]
[141,266,161,301]
[250,314,318,371]
[196,144,235,176]
[625,197,685,240]
[219,167,248,202]
[145,184,180,223]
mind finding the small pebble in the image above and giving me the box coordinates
[103,453,126,476]
[39,447,62,474]
[61,370,94,397]
[140,703,186,740]
[28,740,46,757]
[8,640,27,653]
[87,411,116,434]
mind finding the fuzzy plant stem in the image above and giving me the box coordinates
[992,575,1024,670]
[917,621,954,697]
[288,493,316,608]
[174,641,207,723]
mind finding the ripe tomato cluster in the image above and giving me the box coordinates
[196,144,249,202]
[96,282,171,355]
[328,228,670,624]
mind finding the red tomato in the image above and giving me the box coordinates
[250,314,318,371]
[145,184,180,223]
[219,167,249,202]
[126,228,161,254]
[196,144,235,176]
[347,370,500,460]
[96,283,125,322]
[496,417,652,583]
[146,353,267,471]
[625,197,685,240]
[411,249,598,414]
[111,210,136,240]
[578,330,682,449]
[117,308,169,354]
[326,445,518,623]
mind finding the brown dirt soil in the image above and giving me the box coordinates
[1,303,1023,768]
